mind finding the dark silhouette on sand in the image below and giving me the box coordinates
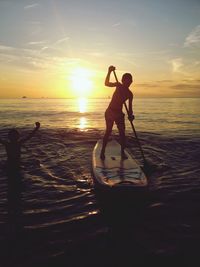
[100,66,134,160]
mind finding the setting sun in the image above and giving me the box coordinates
[70,67,93,98]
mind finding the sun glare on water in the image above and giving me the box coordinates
[77,98,88,130]
[69,67,93,130]
[79,117,87,130]
[78,97,87,113]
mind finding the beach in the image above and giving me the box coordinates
[0,98,200,266]
[1,0,200,265]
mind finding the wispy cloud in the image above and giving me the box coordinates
[0,43,82,74]
[184,25,200,47]
[28,41,47,46]
[87,52,104,57]
[156,80,174,83]
[112,22,121,27]
[28,21,41,25]
[0,44,50,70]
[54,37,70,45]
[0,44,15,51]
[24,3,39,10]
[169,55,200,78]
[170,58,183,73]
[136,83,159,88]
[111,19,136,28]
[170,83,200,91]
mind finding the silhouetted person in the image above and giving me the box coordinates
[0,122,40,236]
[0,122,40,170]
[100,66,134,160]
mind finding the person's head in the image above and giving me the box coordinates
[8,129,20,142]
[121,73,133,87]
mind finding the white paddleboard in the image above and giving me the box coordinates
[92,139,148,188]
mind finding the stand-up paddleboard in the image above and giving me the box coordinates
[92,139,148,189]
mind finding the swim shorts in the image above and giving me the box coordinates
[105,108,125,130]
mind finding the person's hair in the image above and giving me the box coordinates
[8,128,20,140]
[122,73,133,83]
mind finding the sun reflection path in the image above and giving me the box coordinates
[79,117,87,130]
[77,98,88,130]
[78,97,87,113]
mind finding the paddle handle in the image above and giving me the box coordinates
[113,70,119,83]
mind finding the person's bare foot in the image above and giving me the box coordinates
[121,152,128,160]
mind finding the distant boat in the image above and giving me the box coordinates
[22,96,27,98]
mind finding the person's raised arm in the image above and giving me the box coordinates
[105,66,119,87]
[20,122,40,144]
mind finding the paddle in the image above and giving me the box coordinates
[112,69,149,168]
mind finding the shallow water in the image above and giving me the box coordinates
[0,98,200,136]
[0,127,200,266]
[0,97,200,266]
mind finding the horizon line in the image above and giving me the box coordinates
[0,96,200,99]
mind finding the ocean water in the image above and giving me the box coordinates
[0,97,199,135]
[0,98,200,266]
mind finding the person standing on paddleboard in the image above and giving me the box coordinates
[100,66,135,160]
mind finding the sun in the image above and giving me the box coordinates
[70,67,93,97]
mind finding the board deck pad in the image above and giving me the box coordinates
[92,139,148,187]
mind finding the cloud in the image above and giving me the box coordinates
[0,44,49,70]
[170,79,200,94]
[0,43,83,74]
[0,44,15,51]
[156,80,173,83]
[87,52,104,57]
[170,58,183,73]
[169,83,200,97]
[169,56,200,78]
[184,25,200,47]
[54,37,70,45]
[112,22,121,27]
[28,41,47,46]
[28,21,41,25]
[170,83,200,91]
[136,83,159,88]
[24,3,39,10]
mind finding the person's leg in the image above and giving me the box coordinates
[100,114,114,160]
[117,116,128,159]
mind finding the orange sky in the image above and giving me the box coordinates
[0,0,200,98]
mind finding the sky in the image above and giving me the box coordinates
[0,0,200,98]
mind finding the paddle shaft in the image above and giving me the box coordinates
[113,70,146,163]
